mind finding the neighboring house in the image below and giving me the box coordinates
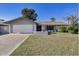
[0,17,68,34]
[0,21,9,34]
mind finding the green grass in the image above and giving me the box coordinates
[11,33,78,56]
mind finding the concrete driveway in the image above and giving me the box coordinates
[0,34,31,56]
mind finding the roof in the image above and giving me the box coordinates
[0,21,9,26]
[5,17,33,23]
[4,17,68,26]
[0,23,9,26]
[5,17,22,22]
[36,22,68,25]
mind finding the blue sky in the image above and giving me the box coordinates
[0,3,78,22]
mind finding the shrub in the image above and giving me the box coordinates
[73,24,78,34]
[68,26,74,33]
[73,26,78,34]
[68,24,78,34]
[58,26,68,32]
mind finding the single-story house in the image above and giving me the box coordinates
[0,17,68,34]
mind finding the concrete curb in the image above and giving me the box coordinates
[7,34,31,56]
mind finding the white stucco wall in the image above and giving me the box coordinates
[7,18,36,33]
[42,25,46,31]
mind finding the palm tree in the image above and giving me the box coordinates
[50,17,55,22]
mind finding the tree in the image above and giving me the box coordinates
[65,15,79,34]
[65,15,78,26]
[21,8,38,21]
[50,17,55,22]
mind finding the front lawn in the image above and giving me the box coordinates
[11,33,78,56]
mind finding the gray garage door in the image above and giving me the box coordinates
[13,25,33,33]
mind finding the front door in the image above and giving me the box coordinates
[36,25,41,31]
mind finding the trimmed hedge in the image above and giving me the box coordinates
[57,24,78,34]
[58,26,68,32]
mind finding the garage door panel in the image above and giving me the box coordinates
[13,25,33,33]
